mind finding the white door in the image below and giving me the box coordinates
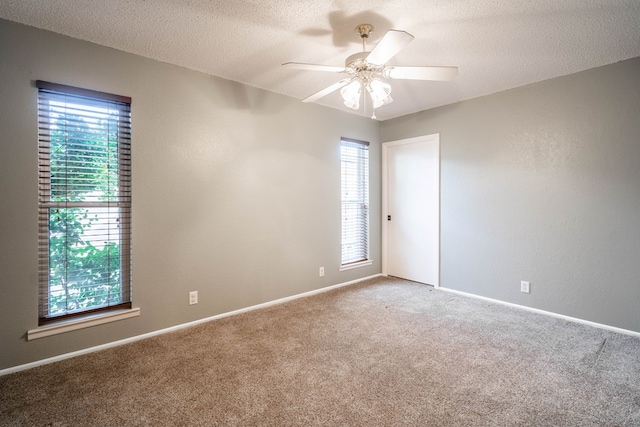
[383,134,440,286]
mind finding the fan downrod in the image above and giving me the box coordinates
[355,24,373,51]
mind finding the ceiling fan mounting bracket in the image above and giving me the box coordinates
[355,24,373,39]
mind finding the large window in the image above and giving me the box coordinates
[341,138,370,267]
[37,81,132,325]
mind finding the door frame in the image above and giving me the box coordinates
[382,133,441,288]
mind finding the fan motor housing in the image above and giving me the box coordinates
[345,51,370,68]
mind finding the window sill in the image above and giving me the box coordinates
[27,308,140,341]
[339,259,373,272]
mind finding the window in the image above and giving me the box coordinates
[341,138,370,267]
[37,81,132,325]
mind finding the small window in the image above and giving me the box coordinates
[37,81,132,325]
[340,138,370,266]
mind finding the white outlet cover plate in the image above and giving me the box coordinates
[521,281,530,293]
[189,291,198,305]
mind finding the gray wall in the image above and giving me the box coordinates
[2,16,638,371]
[381,57,640,332]
[0,19,380,370]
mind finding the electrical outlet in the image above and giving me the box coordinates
[319,267,325,277]
[189,291,198,305]
[520,281,530,294]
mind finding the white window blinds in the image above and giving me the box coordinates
[37,81,132,324]
[341,138,369,265]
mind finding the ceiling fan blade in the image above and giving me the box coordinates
[303,79,352,103]
[384,66,459,81]
[365,30,414,65]
[282,62,346,73]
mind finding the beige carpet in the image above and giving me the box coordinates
[2,276,640,426]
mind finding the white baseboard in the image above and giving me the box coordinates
[437,286,640,338]
[0,274,382,377]
[13,275,633,376]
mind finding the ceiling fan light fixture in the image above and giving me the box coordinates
[365,78,393,109]
[284,23,458,118]
[341,80,362,110]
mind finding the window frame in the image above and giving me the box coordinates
[340,137,371,269]
[36,80,132,325]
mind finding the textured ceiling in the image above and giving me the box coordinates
[1,0,639,121]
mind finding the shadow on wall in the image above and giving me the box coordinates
[179,75,290,115]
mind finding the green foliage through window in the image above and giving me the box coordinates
[37,81,132,323]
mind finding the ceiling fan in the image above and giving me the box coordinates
[283,24,458,118]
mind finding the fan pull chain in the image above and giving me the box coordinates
[365,89,376,119]
[364,88,369,118]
